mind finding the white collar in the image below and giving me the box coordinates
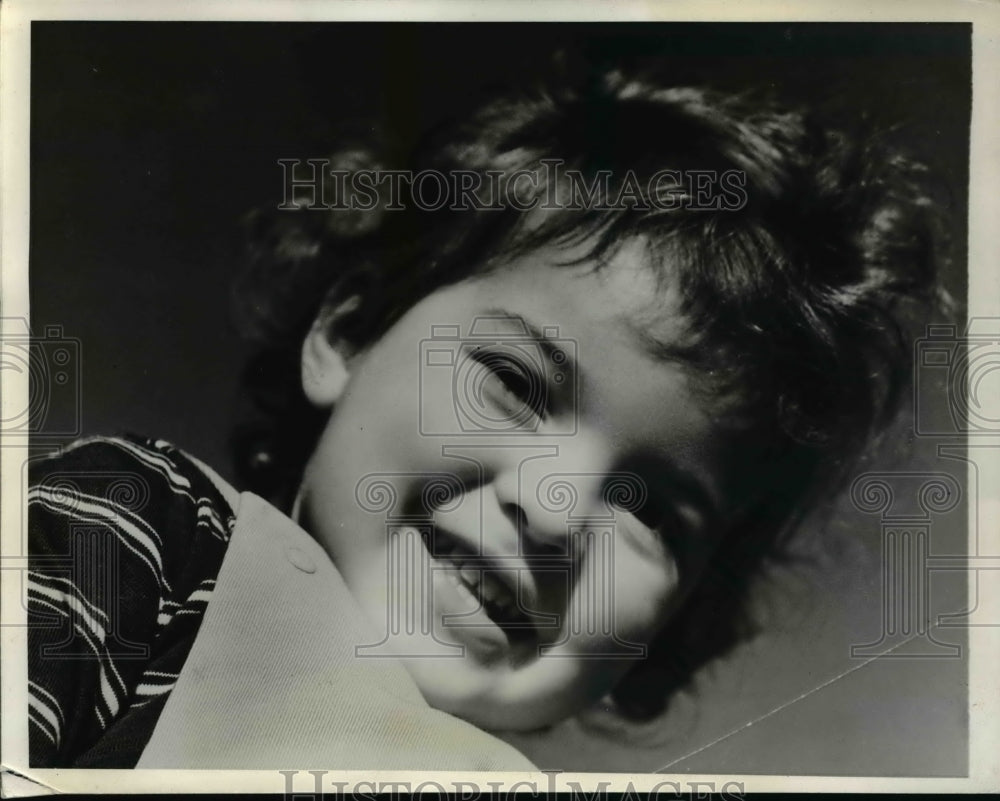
[136,477,535,771]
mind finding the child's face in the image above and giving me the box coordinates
[296,236,739,730]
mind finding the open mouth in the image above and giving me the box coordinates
[422,527,538,648]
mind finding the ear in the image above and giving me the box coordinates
[301,315,352,409]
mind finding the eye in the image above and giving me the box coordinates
[603,479,662,530]
[468,347,548,420]
[610,492,692,570]
[629,494,665,531]
[650,502,706,574]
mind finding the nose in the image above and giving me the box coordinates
[491,433,613,555]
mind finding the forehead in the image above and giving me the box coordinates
[485,235,687,345]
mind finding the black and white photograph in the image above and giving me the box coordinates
[1,1,997,794]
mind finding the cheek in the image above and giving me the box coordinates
[610,544,680,641]
[339,345,426,463]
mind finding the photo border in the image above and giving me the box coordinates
[2,0,998,794]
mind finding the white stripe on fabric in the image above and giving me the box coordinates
[135,681,175,696]
[99,666,120,718]
[197,504,230,542]
[183,588,213,606]
[28,689,62,746]
[28,586,130,701]
[28,577,109,648]
[28,680,66,728]
[29,486,171,593]
[28,710,58,746]
[107,437,194,497]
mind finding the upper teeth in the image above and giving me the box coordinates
[480,572,513,611]
[422,528,519,616]
[448,562,515,613]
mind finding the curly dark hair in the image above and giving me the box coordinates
[231,64,947,723]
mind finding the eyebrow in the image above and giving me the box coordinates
[619,315,698,367]
[478,307,582,378]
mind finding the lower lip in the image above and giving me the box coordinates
[418,541,510,662]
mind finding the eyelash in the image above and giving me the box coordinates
[470,348,549,419]
[632,501,665,532]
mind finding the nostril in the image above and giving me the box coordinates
[500,501,529,537]
[527,535,570,558]
[502,501,569,557]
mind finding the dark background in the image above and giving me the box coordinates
[29,22,972,774]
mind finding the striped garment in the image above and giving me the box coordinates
[27,434,236,767]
